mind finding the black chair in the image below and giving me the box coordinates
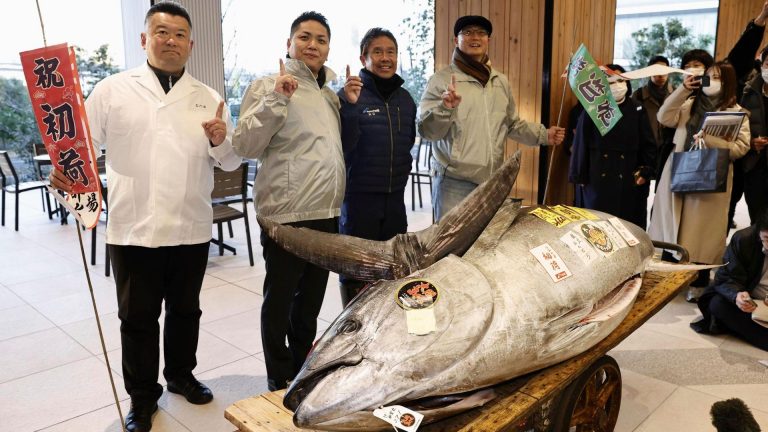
[409,138,433,211]
[210,161,254,266]
[32,143,53,216]
[0,150,51,231]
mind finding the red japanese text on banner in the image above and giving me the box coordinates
[20,43,102,229]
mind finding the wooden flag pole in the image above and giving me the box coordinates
[543,23,579,205]
[34,1,125,429]
[75,221,126,431]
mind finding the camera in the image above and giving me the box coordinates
[693,75,710,87]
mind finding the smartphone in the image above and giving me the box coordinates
[692,75,710,87]
[747,298,758,308]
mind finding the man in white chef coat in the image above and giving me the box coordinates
[50,2,240,431]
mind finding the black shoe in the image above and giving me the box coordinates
[166,376,213,405]
[125,402,158,432]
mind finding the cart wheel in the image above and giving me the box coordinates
[550,355,622,432]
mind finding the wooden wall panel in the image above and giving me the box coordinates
[434,0,545,205]
[714,0,768,61]
[544,0,616,205]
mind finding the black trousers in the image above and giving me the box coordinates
[109,242,209,405]
[710,295,768,351]
[260,218,336,390]
[743,164,768,226]
[339,192,407,304]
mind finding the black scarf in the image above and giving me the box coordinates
[148,61,184,94]
[685,92,722,150]
[360,68,403,100]
[648,81,670,105]
[451,47,491,87]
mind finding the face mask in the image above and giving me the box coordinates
[702,79,721,97]
[684,67,705,77]
[610,82,628,102]
[762,67,768,83]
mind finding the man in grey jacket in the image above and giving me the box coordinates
[419,15,565,221]
[233,11,355,391]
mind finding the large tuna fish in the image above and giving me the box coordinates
[256,152,675,430]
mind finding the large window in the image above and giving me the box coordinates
[221,0,434,117]
[0,0,124,180]
[614,0,718,70]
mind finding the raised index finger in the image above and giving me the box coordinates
[279,58,286,76]
[215,101,224,119]
[346,64,351,80]
[451,74,456,89]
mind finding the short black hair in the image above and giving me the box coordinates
[145,1,191,28]
[648,55,670,67]
[290,11,331,39]
[360,28,398,56]
[680,49,714,70]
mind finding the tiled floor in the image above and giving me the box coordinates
[0,183,765,431]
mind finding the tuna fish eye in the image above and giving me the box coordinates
[338,319,360,334]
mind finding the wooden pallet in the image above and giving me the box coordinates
[225,270,696,431]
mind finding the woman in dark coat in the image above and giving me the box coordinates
[569,64,656,229]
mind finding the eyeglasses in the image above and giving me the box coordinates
[460,29,489,37]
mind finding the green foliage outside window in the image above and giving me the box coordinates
[629,18,714,86]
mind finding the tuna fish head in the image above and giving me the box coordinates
[285,262,495,428]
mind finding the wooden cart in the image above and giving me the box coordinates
[226,270,696,432]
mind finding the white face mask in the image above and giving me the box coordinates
[702,79,722,97]
[685,67,705,77]
[610,82,628,102]
[762,67,768,83]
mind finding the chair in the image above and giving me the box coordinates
[210,161,254,266]
[409,138,433,211]
[0,150,51,231]
[32,143,52,215]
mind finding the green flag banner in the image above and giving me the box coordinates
[568,44,622,136]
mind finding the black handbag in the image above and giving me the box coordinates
[669,137,730,193]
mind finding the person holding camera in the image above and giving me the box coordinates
[648,58,750,298]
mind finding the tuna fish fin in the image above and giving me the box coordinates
[463,199,523,259]
[256,216,403,281]
[540,322,599,360]
[256,151,522,281]
[415,151,522,264]
[645,259,724,272]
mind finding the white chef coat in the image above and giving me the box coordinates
[86,63,242,247]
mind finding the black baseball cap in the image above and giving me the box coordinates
[454,15,492,37]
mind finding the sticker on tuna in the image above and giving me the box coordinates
[531,207,571,228]
[608,217,640,246]
[373,405,424,431]
[396,280,439,310]
[560,230,600,264]
[578,222,615,255]
[550,205,588,222]
[596,221,627,249]
[530,243,573,282]
[568,207,600,221]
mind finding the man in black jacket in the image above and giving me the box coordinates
[337,28,417,305]
[691,210,768,351]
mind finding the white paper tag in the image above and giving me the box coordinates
[596,221,627,250]
[373,405,424,431]
[530,243,572,282]
[406,308,436,335]
[608,217,640,246]
[560,231,599,264]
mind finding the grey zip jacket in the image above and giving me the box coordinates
[418,64,547,184]
[233,59,344,224]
